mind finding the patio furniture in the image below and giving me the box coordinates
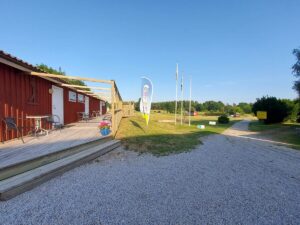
[92,111,101,118]
[77,112,90,122]
[77,112,82,121]
[1,117,25,144]
[46,115,63,131]
[26,115,50,136]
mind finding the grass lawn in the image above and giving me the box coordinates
[115,112,242,156]
[249,121,300,149]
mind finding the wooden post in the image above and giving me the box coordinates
[111,81,116,135]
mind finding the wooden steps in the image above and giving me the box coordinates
[0,139,121,200]
[0,136,112,181]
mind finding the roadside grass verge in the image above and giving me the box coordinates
[116,112,240,156]
[249,121,300,149]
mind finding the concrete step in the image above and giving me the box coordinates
[0,139,121,201]
[0,136,113,181]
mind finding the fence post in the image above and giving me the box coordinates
[111,80,116,135]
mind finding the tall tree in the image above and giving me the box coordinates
[252,96,288,124]
[292,48,300,97]
[37,64,87,87]
[203,101,224,112]
[238,102,252,114]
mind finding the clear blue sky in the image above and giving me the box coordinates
[0,0,299,104]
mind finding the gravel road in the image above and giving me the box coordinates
[1,120,300,225]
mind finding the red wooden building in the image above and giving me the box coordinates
[0,50,106,142]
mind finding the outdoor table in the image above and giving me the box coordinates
[26,115,50,136]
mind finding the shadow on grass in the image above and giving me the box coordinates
[117,116,240,156]
[249,121,300,133]
[121,130,219,156]
[247,121,300,149]
[130,120,146,133]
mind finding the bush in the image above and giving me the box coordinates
[218,115,230,124]
[286,101,299,122]
[252,96,289,124]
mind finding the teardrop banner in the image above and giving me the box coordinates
[140,77,153,126]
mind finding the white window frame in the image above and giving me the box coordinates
[68,91,77,102]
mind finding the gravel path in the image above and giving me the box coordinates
[1,120,300,225]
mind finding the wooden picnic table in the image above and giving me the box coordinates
[26,115,50,136]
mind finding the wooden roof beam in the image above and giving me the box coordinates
[30,71,120,102]
[30,72,113,84]
[94,92,110,95]
[76,90,94,94]
[61,84,111,90]
[91,95,109,101]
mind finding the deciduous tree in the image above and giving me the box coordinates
[292,48,300,97]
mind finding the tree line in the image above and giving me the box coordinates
[136,97,299,123]
[135,46,300,124]
[135,99,252,115]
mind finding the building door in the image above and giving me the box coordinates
[52,85,64,125]
[85,96,89,115]
[100,101,103,115]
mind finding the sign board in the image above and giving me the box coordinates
[257,111,267,120]
[68,91,77,102]
[209,121,216,125]
[197,125,205,129]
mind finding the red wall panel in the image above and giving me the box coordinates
[0,62,107,142]
[89,97,99,114]
[63,90,102,124]
[89,98,107,115]
[0,63,52,142]
[63,88,85,124]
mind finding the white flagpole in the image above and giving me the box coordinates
[180,72,184,125]
[189,77,192,126]
[175,64,178,125]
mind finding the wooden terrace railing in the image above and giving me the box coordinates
[30,72,127,136]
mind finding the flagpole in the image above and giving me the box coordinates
[175,64,178,125]
[180,72,184,125]
[189,77,192,126]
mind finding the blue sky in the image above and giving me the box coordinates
[0,0,299,103]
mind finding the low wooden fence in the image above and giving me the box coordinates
[122,102,135,117]
[30,72,125,137]
[110,81,123,136]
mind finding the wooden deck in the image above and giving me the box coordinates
[0,118,107,169]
